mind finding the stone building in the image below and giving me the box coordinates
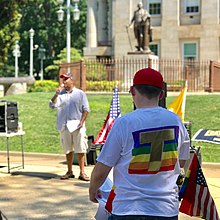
[83,0,220,61]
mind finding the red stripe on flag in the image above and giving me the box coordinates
[179,154,198,216]
[194,185,204,216]
[101,120,114,144]
[203,188,210,217]
[93,114,115,145]
[209,199,214,220]
[93,86,121,145]
[93,87,121,144]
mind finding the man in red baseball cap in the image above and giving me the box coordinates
[60,72,73,80]
[132,67,163,89]
[90,67,190,219]
[49,72,90,181]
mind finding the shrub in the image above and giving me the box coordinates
[28,80,59,92]
[45,48,82,80]
[86,80,122,91]
[85,62,108,81]
[28,80,122,93]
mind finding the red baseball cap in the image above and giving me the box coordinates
[133,68,163,89]
[60,72,73,79]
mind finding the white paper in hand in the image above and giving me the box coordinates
[95,199,111,220]
[66,120,80,133]
[95,174,114,220]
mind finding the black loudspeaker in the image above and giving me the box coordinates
[0,101,18,133]
[86,135,97,165]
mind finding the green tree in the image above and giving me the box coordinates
[0,0,22,67]
[1,0,87,77]
[45,47,82,79]
[17,0,87,78]
[17,0,62,77]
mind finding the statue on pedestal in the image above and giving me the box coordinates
[127,2,152,52]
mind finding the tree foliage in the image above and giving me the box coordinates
[45,47,82,79]
[0,0,22,66]
[0,0,87,78]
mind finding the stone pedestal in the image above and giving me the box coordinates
[0,85,4,97]
[119,53,159,91]
[5,83,27,96]
[126,52,159,69]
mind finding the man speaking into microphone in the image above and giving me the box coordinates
[49,72,90,181]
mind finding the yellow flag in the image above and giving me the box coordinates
[168,81,187,122]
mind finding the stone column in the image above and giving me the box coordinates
[200,0,219,60]
[160,0,179,58]
[144,22,150,52]
[86,0,97,48]
[107,0,112,45]
[97,0,107,44]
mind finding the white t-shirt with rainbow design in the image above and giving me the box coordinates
[97,107,190,217]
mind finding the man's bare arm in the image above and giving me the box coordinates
[78,111,89,128]
[51,85,63,104]
[89,162,112,203]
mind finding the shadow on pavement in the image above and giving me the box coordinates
[11,171,58,180]
[0,173,98,219]
[74,182,90,188]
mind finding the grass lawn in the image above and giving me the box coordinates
[0,92,220,162]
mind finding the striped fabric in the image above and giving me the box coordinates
[179,153,219,220]
[128,126,179,174]
[93,87,121,145]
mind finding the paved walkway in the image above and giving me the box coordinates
[0,151,219,220]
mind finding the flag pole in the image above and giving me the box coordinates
[115,81,119,89]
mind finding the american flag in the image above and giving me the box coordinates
[179,153,219,220]
[93,87,121,145]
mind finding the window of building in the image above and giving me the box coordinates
[185,0,200,14]
[149,44,159,56]
[148,0,161,15]
[183,42,197,60]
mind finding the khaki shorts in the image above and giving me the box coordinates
[60,125,88,154]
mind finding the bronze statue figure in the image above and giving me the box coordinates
[127,2,152,52]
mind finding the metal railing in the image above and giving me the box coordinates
[83,58,210,92]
